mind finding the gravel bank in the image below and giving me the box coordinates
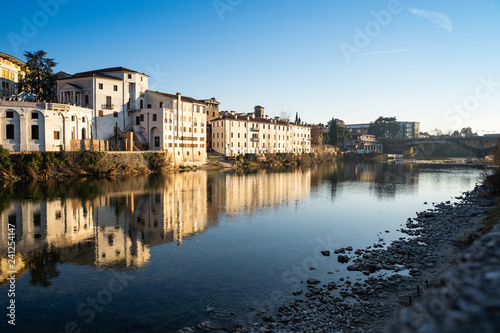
[244,186,495,332]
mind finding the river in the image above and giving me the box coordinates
[0,162,482,332]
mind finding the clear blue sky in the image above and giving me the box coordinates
[1,0,499,134]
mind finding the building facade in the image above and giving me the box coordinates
[0,101,92,152]
[399,121,420,139]
[345,132,383,153]
[211,107,311,156]
[133,91,207,164]
[57,67,149,140]
[0,52,26,99]
[346,123,370,134]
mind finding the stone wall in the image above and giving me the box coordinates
[70,139,108,151]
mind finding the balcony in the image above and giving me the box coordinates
[46,103,70,112]
[250,127,260,132]
[251,137,260,142]
[102,104,114,110]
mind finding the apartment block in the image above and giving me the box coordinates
[211,106,311,156]
[133,91,207,164]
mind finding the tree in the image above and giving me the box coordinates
[460,127,477,137]
[18,50,58,101]
[328,118,338,146]
[311,125,325,145]
[368,117,400,138]
[280,110,291,121]
[338,126,351,146]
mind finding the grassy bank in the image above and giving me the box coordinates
[0,147,177,182]
[235,151,336,168]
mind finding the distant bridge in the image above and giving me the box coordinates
[382,137,500,157]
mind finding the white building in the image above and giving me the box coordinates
[211,106,311,156]
[0,101,92,152]
[133,91,207,164]
[0,52,26,99]
[57,67,149,140]
[56,67,208,164]
[345,132,383,153]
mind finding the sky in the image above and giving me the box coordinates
[1,0,499,134]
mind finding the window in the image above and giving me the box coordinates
[31,112,38,119]
[113,112,118,118]
[82,117,86,123]
[85,95,89,104]
[128,74,132,79]
[31,125,39,140]
[99,110,104,117]
[159,102,164,108]
[99,83,103,90]
[113,85,118,91]
[140,100,144,109]
[140,114,144,122]
[6,111,13,118]
[106,96,112,109]
[71,115,75,121]
[147,104,151,109]
[6,124,14,139]
[54,131,60,140]
[153,114,157,121]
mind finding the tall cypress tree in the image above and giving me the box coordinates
[329,118,338,146]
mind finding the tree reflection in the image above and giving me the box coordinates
[28,250,60,288]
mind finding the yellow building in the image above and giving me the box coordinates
[0,52,27,99]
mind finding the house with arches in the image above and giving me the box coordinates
[0,100,93,152]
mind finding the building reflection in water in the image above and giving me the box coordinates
[0,168,314,285]
[0,163,422,285]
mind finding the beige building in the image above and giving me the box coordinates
[0,101,93,151]
[0,52,26,99]
[211,106,311,156]
[135,91,207,164]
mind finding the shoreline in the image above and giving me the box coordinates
[213,185,497,333]
[0,151,336,184]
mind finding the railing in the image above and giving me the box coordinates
[252,137,260,142]
[47,103,70,111]
[103,104,114,110]
[250,127,260,132]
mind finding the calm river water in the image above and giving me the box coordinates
[0,162,482,332]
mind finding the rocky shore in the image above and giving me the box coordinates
[179,185,498,333]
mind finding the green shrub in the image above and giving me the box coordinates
[0,145,13,172]
[243,154,257,163]
[144,152,171,172]
[78,150,106,170]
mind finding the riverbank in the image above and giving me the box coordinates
[210,185,498,332]
[0,150,336,183]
